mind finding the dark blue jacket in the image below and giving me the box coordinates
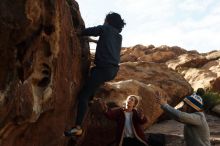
[81,24,122,67]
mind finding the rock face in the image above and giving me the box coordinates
[78,62,192,146]
[167,52,220,92]
[0,0,89,146]
[121,45,220,92]
[120,45,187,63]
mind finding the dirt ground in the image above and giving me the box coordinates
[146,114,220,146]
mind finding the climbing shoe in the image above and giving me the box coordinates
[64,127,83,137]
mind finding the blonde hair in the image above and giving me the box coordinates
[127,95,140,107]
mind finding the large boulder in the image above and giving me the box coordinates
[166,53,208,71]
[167,52,220,92]
[0,0,89,146]
[121,45,220,93]
[120,45,187,63]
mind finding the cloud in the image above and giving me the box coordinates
[78,0,220,53]
[178,0,213,11]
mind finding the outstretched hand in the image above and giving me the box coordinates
[155,91,167,105]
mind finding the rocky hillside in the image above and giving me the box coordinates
[121,44,220,93]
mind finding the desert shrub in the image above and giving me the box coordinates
[202,92,220,111]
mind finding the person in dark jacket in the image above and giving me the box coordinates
[100,95,148,146]
[64,12,126,137]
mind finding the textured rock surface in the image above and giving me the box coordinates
[120,45,187,63]
[121,45,220,92]
[0,0,89,146]
[167,52,220,92]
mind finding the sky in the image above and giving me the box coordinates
[77,0,220,53]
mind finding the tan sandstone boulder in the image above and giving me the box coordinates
[121,45,187,63]
[167,51,220,92]
[122,44,220,93]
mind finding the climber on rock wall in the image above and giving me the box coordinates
[64,12,126,137]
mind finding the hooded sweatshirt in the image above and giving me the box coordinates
[161,104,211,146]
[81,24,122,67]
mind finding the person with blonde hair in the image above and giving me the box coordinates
[100,95,149,146]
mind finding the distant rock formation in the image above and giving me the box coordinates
[120,45,187,63]
[121,45,220,93]
[0,0,89,146]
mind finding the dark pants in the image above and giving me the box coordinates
[76,66,119,126]
[147,133,165,146]
[122,137,146,146]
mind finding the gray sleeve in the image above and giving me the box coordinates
[161,104,202,125]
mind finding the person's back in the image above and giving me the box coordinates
[160,103,211,146]
[184,112,210,146]
[183,88,210,146]
[95,24,122,67]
